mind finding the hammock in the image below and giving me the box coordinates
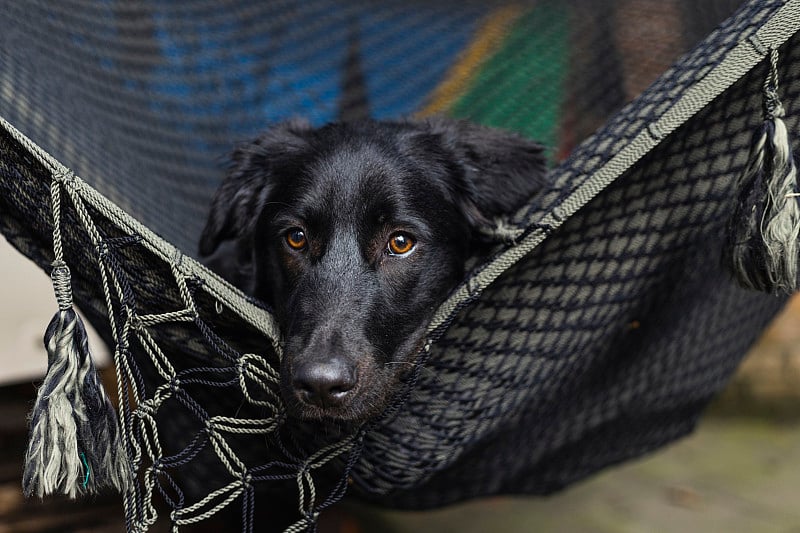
[1,0,799,531]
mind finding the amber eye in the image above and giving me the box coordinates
[286,228,307,250]
[387,232,415,256]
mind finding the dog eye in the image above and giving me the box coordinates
[285,228,307,250]
[387,232,415,256]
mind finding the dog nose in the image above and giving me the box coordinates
[292,359,357,407]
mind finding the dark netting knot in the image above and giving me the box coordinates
[299,463,311,477]
[236,355,247,374]
[185,274,203,294]
[128,312,144,331]
[95,240,110,258]
[135,402,155,418]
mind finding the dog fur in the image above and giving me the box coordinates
[199,117,547,423]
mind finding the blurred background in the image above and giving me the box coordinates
[3,222,800,532]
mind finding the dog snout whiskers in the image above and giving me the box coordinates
[292,358,358,408]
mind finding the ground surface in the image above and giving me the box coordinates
[344,418,800,533]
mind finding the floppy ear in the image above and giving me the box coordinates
[419,116,549,231]
[198,120,312,257]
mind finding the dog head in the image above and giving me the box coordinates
[199,117,547,422]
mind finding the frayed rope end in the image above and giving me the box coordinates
[23,262,130,498]
[724,49,800,294]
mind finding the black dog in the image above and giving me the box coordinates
[199,117,547,423]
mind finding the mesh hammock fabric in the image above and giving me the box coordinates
[1,0,800,531]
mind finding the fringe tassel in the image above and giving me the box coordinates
[725,48,800,294]
[23,177,129,498]
[23,262,128,497]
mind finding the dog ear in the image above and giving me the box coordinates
[198,120,312,257]
[419,116,549,231]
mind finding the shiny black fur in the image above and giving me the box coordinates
[199,117,547,423]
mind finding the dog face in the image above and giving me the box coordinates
[199,118,547,422]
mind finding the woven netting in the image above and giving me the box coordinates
[1,0,799,531]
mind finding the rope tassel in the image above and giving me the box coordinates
[725,48,800,294]
[23,179,129,498]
